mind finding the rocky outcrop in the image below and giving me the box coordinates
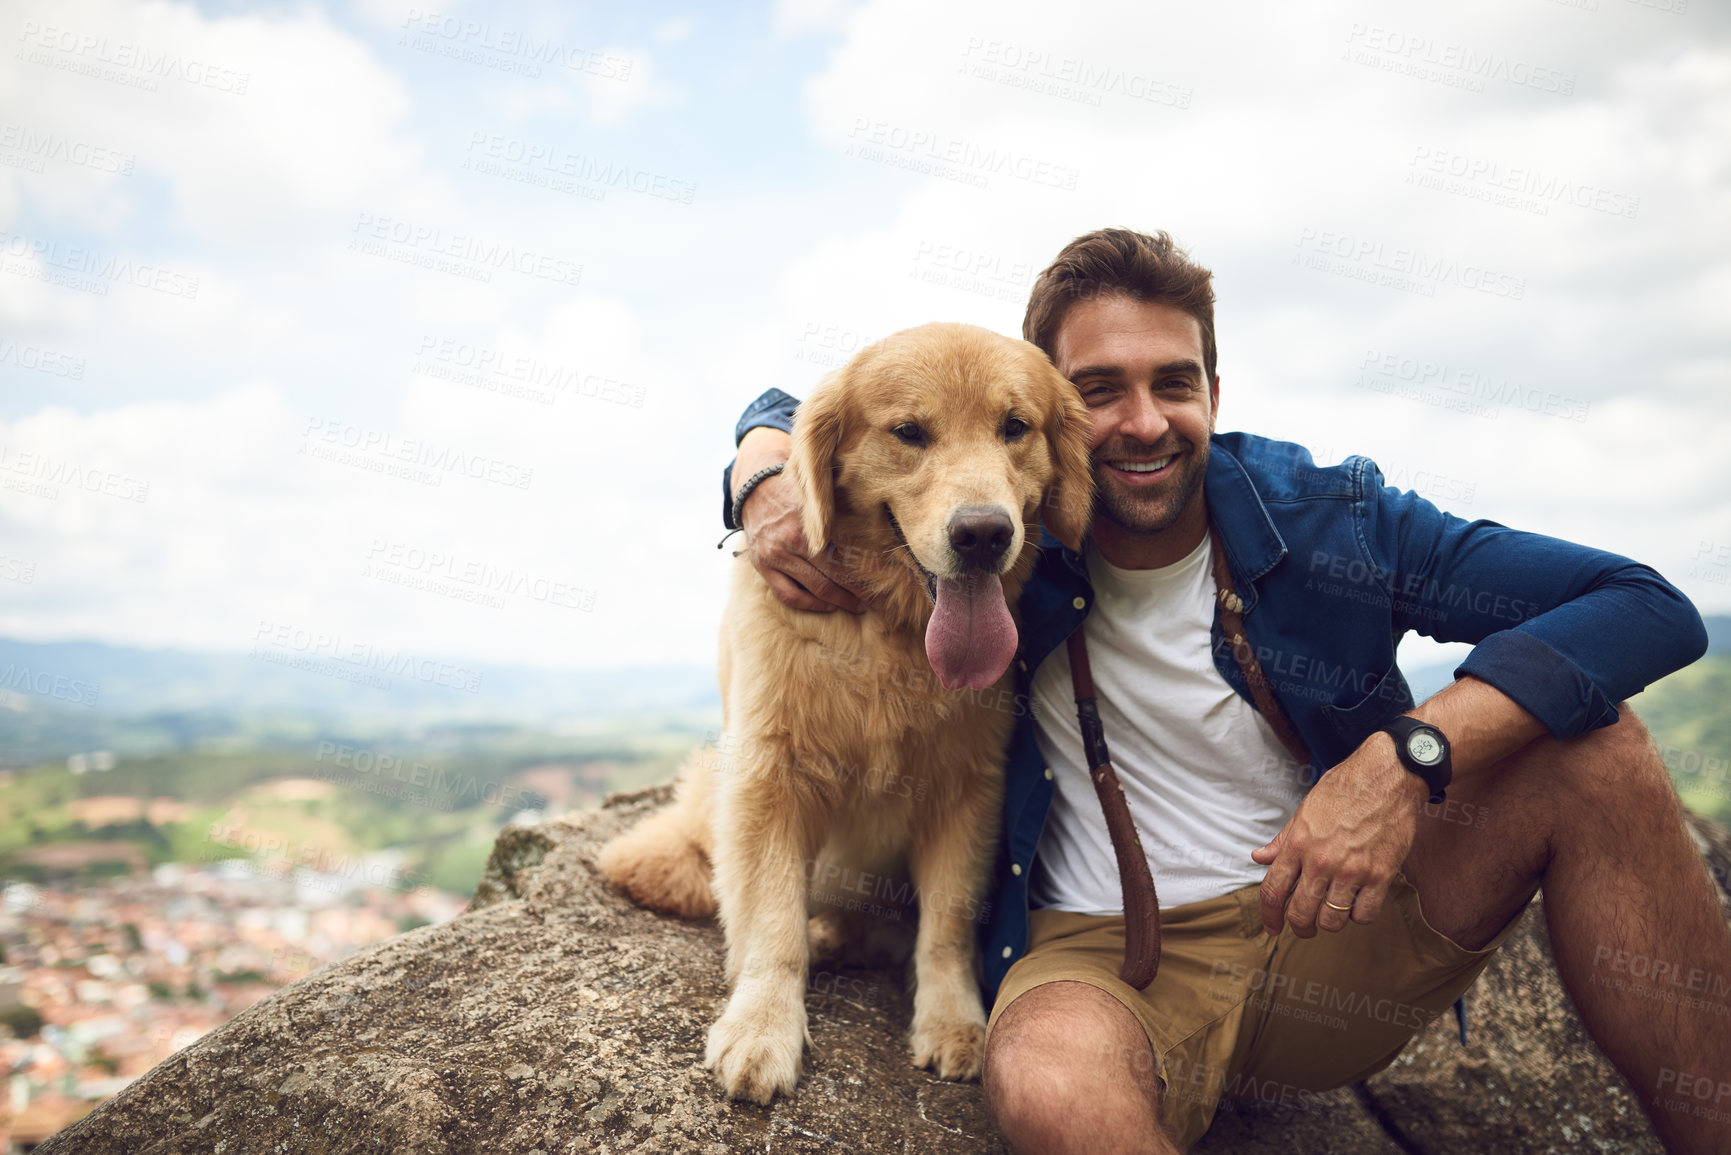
[38,789,1731,1154]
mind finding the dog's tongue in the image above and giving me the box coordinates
[925,574,1018,691]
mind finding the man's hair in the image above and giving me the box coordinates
[1022,228,1218,382]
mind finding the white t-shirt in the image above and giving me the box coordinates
[1029,532,1311,914]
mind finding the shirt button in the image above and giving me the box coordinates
[1044,767,1054,781]
[1011,863,1023,876]
[1017,659,1027,672]
[1072,596,1086,610]
[1001,946,1013,959]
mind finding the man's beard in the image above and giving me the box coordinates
[1091,438,1209,537]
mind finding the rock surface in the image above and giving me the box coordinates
[38,789,1731,1154]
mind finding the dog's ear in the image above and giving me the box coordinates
[1038,362,1094,552]
[788,372,849,552]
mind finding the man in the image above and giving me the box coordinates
[720,228,1728,1152]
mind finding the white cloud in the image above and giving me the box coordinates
[2,0,1727,681]
[3,0,429,245]
[774,0,863,38]
[653,17,693,44]
[575,48,677,127]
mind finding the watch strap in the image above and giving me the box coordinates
[1380,715,1451,804]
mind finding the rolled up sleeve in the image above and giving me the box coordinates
[1359,461,1708,738]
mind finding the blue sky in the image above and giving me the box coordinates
[2,0,1727,674]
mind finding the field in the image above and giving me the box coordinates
[0,650,1726,901]
[0,718,711,897]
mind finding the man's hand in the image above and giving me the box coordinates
[734,427,865,614]
[1250,736,1427,938]
[1251,675,1548,938]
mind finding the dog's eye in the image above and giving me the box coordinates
[892,422,926,446]
[1004,416,1029,441]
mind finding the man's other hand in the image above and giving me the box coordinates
[1250,737,1426,938]
[735,427,865,614]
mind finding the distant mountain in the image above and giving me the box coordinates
[0,637,720,762]
[3,613,1724,763]
[10,613,1727,721]
[1711,614,1731,655]
[1632,651,1731,826]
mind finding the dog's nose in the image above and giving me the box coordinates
[948,507,1015,571]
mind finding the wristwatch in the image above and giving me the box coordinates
[1379,716,1452,804]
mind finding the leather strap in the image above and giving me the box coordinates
[1067,628,1161,989]
[1064,528,1312,991]
[1208,532,1311,767]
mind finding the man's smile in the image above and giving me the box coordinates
[1102,451,1180,483]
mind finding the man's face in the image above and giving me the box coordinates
[1051,294,1218,542]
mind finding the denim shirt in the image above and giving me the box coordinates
[725,388,1708,999]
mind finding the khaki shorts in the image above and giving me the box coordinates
[985,873,1524,1150]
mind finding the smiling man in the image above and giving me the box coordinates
[720,228,1728,1152]
[1054,292,1213,568]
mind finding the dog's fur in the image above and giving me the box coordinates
[598,323,1092,1103]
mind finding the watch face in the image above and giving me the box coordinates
[1407,731,1444,766]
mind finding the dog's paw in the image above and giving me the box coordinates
[595,820,716,919]
[909,1017,986,1081]
[705,997,807,1104]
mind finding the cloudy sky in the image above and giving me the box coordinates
[1,0,1727,679]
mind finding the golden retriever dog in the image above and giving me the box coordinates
[598,322,1091,1104]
